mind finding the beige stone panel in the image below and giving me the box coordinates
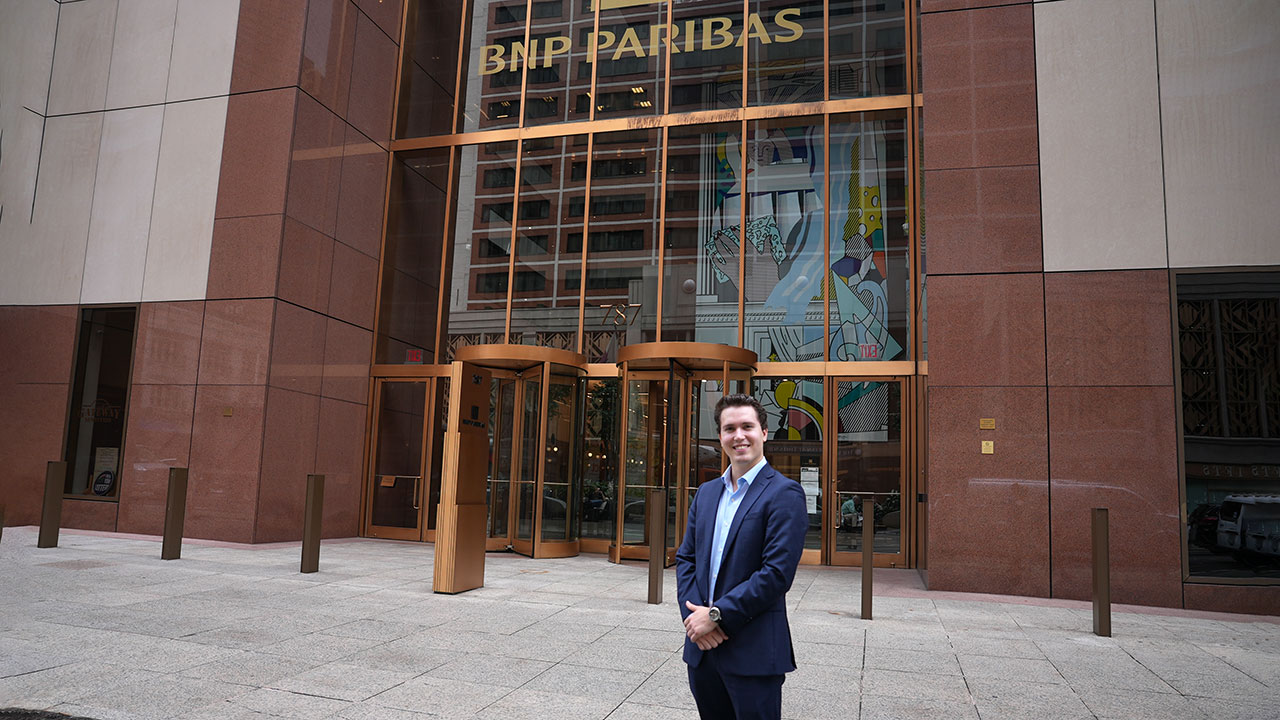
[47,0,119,115]
[0,1,57,112]
[166,0,241,102]
[142,97,228,301]
[1159,0,1280,268]
[104,0,178,110]
[1036,0,1167,272]
[0,114,102,305]
[81,106,165,304]
[0,2,57,253]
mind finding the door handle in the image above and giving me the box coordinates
[412,476,421,511]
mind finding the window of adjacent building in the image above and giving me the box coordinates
[1178,271,1280,580]
[63,307,137,499]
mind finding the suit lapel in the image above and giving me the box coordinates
[697,479,724,597]
[718,463,775,565]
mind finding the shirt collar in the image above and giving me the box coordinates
[721,457,767,494]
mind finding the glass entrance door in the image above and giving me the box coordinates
[615,368,733,561]
[469,348,586,559]
[366,378,448,541]
[828,378,906,567]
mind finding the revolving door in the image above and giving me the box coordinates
[611,343,758,563]
[455,345,587,559]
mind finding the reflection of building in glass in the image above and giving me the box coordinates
[1178,272,1280,579]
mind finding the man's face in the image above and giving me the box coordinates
[718,405,767,469]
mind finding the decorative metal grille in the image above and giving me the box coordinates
[1179,297,1280,439]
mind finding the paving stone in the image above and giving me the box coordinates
[859,693,980,720]
[863,646,961,676]
[426,653,553,688]
[1077,686,1211,720]
[958,654,1065,684]
[967,678,1093,720]
[2,527,1277,720]
[371,675,511,716]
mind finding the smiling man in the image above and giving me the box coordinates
[676,393,808,720]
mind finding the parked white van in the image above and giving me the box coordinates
[1217,494,1280,556]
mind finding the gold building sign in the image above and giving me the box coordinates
[480,9,805,75]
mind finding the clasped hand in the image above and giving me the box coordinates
[684,601,728,651]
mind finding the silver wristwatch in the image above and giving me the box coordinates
[708,606,722,624]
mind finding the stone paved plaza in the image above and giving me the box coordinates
[1,526,1278,719]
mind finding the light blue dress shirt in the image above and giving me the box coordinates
[708,457,767,604]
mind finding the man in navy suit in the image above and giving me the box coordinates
[676,393,808,720]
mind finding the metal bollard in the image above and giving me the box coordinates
[1092,508,1111,637]
[301,474,325,573]
[862,498,874,620]
[647,487,666,605]
[161,468,189,560]
[38,461,67,549]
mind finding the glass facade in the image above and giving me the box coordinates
[1178,271,1280,580]
[371,0,923,566]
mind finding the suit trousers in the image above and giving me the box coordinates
[687,648,785,720]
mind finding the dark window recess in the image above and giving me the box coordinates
[565,267,642,291]
[521,164,554,185]
[517,199,551,220]
[568,193,646,217]
[570,157,647,181]
[575,89,652,115]
[516,234,550,255]
[479,237,511,258]
[566,229,646,253]
[483,200,550,223]
[482,203,513,223]
[63,306,137,499]
[482,270,548,294]
[667,153,701,174]
[578,56,649,78]
[484,141,517,157]
[483,167,517,188]
[665,226,699,249]
[491,64,563,88]
[669,83,706,108]
[526,96,560,118]
[524,137,557,152]
[477,272,508,293]
[665,192,699,212]
[488,98,521,120]
[495,1,562,24]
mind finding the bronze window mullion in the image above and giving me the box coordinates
[453,0,472,134]
[577,134,595,354]
[741,0,749,108]
[505,142,526,341]
[518,0,535,130]
[738,119,747,348]
[823,0,830,103]
[435,147,460,362]
[823,114,831,362]
[656,125,669,341]
[589,0,601,122]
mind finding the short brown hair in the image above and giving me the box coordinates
[714,393,767,431]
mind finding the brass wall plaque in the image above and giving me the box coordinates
[979,418,995,430]
[981,440,994,454]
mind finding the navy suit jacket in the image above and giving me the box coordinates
[675,462,808,676]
